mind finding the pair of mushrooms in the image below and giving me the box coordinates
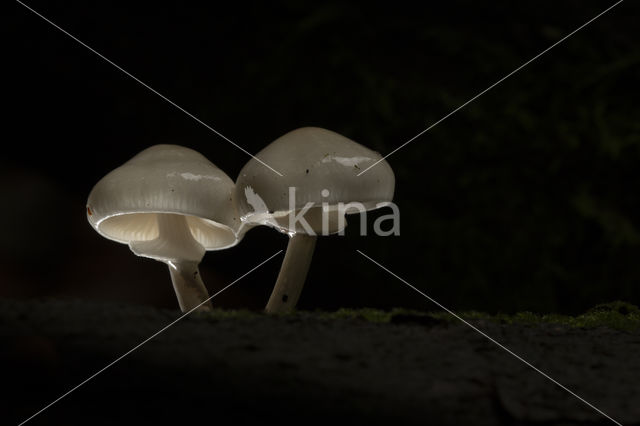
[87,127,395,313]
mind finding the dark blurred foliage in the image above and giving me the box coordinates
[3,0,639,314]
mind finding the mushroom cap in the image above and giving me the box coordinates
[235,127,395,234]
[87,144,240,250]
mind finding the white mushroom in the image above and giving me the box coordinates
[235,127,395,313]
[87,145,241,312]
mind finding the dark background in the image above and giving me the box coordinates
[4,0,639,315]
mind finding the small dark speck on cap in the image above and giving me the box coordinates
[87,206,92,216]
[282,294,288,303]
[306,169,309,174]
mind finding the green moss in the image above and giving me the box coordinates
[453,301,639,331]
[194,308,260,321]
[318,307,394,323]
[318,301,640,331]
[192,302,640,331]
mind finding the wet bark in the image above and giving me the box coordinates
[1,300,637,425]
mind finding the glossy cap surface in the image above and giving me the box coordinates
[235,127,395,234]
[87,145,240,250]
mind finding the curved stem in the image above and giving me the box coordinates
[168,260,212,312]
[265,233,317,313]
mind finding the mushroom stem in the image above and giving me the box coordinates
[130,213,212,313]
[167,260,212,312]
[265,233,317,313]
